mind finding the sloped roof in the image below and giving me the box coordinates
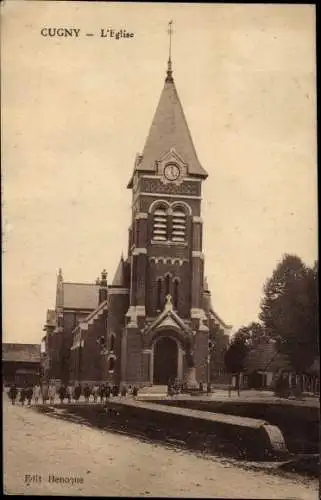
[112,257,126,287]
[131,65,207,181]
[2,343,41,363]
[245,341,292,373]
[63,283,99,310]
[202,291,231,330]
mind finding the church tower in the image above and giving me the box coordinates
[121,51,211,387]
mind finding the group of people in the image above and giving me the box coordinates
[7,383,56,406]
[167,378,206,396]
[6,382,139,406]
[167,377,183,396]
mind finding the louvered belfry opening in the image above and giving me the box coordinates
[172,208,186,242]
[153,206,168,241]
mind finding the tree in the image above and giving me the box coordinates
[224,334,249,395]
[233,322,267,346]
[210,324,229,374]
[259,254,318,389]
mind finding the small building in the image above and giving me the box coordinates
[2,343,41,387]
[243,339,319,394]
[243,338,292,389]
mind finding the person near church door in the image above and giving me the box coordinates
[92,384,99,403]
[83,384,91,403]
[99,384,105,403]
[48,382,56,404]
[66,385,72,403]
[112,384,119,397]
[58,384,66,404]
[120,385,127,398]
[8,384,18,405]
[41,383,49,404]
[73,384,81,402]
[33,383,41,404]
[19,386,26,405]
[105,384,111,399]
[26,386,33,405]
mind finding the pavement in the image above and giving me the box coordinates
[3,397,319,498]
[138,389,319,407]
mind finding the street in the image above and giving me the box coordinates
[3,398,318,498]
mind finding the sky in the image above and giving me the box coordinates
[2,2,317,344]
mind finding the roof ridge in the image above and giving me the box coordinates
[63,282,99,286]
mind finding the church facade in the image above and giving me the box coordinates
[42,58,231,387]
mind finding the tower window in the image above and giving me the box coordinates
[108,357,115,372]
[156,278,162,310]
[110,334,116,352]
[173,278,179,310]
[172,209,186,242]
[153,207,168,241]
[164,274,171,297]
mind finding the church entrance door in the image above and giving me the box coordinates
[153,337,178,385]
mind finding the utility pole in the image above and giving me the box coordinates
[207,339,214,395]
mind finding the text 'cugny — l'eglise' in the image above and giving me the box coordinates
[40,27,135,39]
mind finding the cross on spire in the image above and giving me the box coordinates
[166,20,174,83]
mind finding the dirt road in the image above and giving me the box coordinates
[3,399,318,498]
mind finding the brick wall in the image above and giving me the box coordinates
[146,260,192,317]
[124,328,146,384]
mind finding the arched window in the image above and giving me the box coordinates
[153,206,168,241]
[173,278,179,310]
[110,334,115,351]
[164,274,171,297]
[108,357,115,372]
[156,278,162,311]
[172,208,186,242]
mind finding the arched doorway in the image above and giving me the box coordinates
[153,337,178,384]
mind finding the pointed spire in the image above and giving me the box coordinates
[166,21,174,83]
[127,21,208,187]
[112,256,126,287]
[55,268,64,310]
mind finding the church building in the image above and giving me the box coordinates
[42,55,231,388]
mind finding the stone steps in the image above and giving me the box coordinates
[139,385,167,394]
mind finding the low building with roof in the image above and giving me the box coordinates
[2,343,41,387]
[241,339,319,393]
[242,338,292,389]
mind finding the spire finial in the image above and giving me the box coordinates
[58,268,63,282]
[166,21,174,83]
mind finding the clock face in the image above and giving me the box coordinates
[164,163,180,181]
